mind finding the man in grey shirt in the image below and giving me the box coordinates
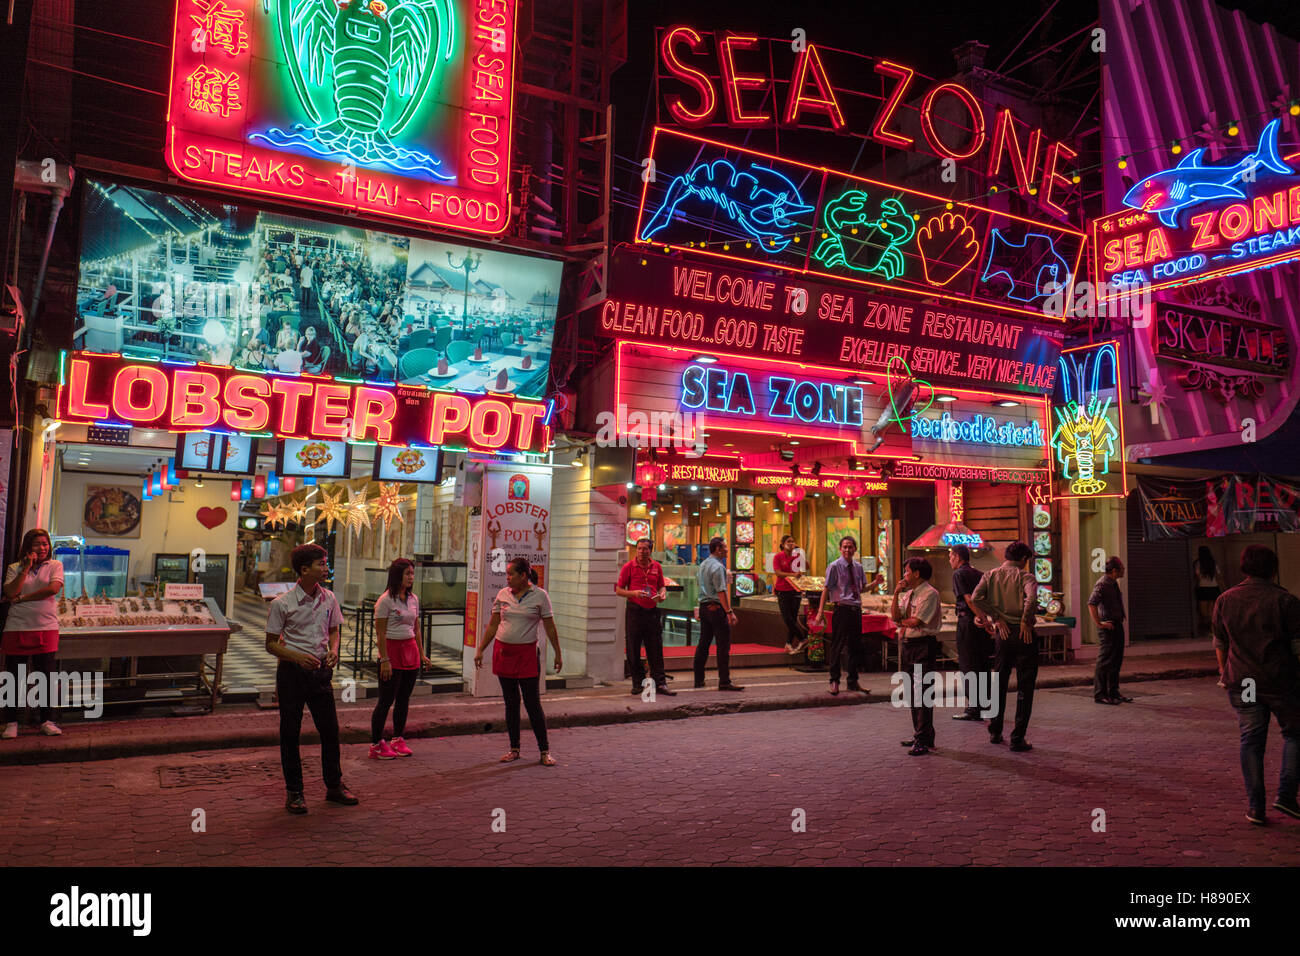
[266,544,358,814]
[971,541,1038,752]
[694,537,744,691]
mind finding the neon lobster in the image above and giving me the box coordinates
[639,159,814,253]
[252,0,457,180]
[1052,344,1119,496]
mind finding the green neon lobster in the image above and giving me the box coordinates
[252,0,458,180]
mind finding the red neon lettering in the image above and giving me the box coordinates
[352,387,396,443]
[1190,211,1219,249]
[872,60,915,148]
[170,369,221,428]
[1253,190,1286,232]
[222,374,271,431]
[783,44,844,130]
[719,34,771,126]
[986,108,1041,197]
[919,83,986,161]
[1040,141,1078,218]
[1218,203,1252,242]
[469,399,512,449]
[64,358,109,420]
[310,383,353,439]
[1290,185,1300,224]
[1102,238,1123,273]
[513,403,545,451]
[660,26,717,125]
[428,393,472,444]
[111,365,169,423]
[270,379,315,435]
[1143,229,1171,264]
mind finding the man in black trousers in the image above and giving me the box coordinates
[949,544,992,721]
[1088,556,1131,705]
[971,541,1040,752]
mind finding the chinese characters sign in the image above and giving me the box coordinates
[166,0,516,234]
[1092,119,1300,298]
[635,127,1086,321]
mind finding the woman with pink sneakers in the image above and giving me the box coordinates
[2,529,65,739]
[370,559,431,759]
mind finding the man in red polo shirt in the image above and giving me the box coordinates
[615,538,675,697]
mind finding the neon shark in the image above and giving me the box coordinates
[1122,119,1295,229]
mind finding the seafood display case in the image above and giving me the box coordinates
[53,593,233,712]
[54,545,129,599]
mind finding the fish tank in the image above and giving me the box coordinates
[54,545,130,599]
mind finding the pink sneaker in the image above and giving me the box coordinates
[369,740,397,760]
[389,737,413,757]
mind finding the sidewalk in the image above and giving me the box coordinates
[0,648,1219,767]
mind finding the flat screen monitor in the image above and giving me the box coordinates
[372,445,443,483]
[276,439,352,479]
[175,432,255,475]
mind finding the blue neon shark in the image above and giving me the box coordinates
[1122,119,1295,229]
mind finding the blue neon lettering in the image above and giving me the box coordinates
[727,372,756,415]
[705,368,727,408]
[681,365,706,408]
[910,412,1045,447]
[769,377,795,418]
[793,382,821,423]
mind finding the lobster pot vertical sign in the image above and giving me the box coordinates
[1051,341,1128,500]
[166,0,518,235]
[462,465,552,697]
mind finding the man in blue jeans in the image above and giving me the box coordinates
[694,537,744,691]
[1211,544,1300,825]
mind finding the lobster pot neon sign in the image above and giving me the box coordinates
[1050,341,1128,500]
[165,0,518,235]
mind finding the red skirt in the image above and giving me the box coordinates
[1,629,58,655]
[492,640,539,679]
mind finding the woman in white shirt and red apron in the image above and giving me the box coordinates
[370,559,432,759]
[2,529,65,738]
[474,558,563,765]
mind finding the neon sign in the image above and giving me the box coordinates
[941,532,983,547]
[635,128,1086,321]
[1093,120,1300,298]
[679,364,865,427]
[57,351,550,455]
[910,411,1045,447]
[166,0,516,234]
[1051,342,1126,499]
[654,30,1077,214]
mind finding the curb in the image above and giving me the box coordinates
[0,667,1220,767]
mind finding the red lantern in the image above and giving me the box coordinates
[253,474,267,499]
[282,475,296,494]
[776,484,806,514]
[230,480,241,502]
[635,463,667,503]
[834,479,868,517]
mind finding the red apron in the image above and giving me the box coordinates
[492,640,540,679]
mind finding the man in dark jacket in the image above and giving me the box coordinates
[1212,545,1300,826]
[1088,557,1131,705]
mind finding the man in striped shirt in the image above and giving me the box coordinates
[971,541,1039,752]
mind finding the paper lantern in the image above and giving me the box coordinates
[151,471,162,496]
[230,480,241,502]
[167,457,178,488]
[776,484,805,515]
[635,463,667,503]
[304,476,317,486]
[282,475,296,494]
[267,470,279,496]
[143,476,152,502]
[253,474,266,499]
[834,479,868,518]
[240,479,252,500]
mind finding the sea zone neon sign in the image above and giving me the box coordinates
[1092,119,1300,299]
[680,364,864,426]
[166,0,516,235]
[57,351,550,455]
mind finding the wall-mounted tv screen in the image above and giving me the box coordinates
[175,432,255,475]
[372,445,443,483]
[276,439,352,480]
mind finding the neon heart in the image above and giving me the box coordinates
[884,355,935,433]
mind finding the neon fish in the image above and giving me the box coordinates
[980,229,1070,303]
[1122,119,1294,229]
[639,160,814,253]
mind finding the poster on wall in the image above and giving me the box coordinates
[825,516,858,567]
[1136,473,1300,539]
[83,485,143,538]
[74,180,561,395]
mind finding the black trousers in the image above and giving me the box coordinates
[827,605,863,684]
[1,652,57,724]
[276,662,342,794]
[371,667,420,743]
[776,590,803,645]
[693,604,731,686]
[955,615,993,717]
[901,636,939,747]
[988,633,1041,743]
[1094,624,1125,701]
[499,676,548,751]
[626,605,667,688]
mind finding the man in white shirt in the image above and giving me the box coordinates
[266,544,358,814]
[300,261,314,311]
[892,557,943,756]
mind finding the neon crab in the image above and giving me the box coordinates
[813,190,916,281]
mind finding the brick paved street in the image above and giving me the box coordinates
[2,678,1297,867]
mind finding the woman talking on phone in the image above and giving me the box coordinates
[370,558,432,759]
[474,558,563,766]
[1,529,65,738]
